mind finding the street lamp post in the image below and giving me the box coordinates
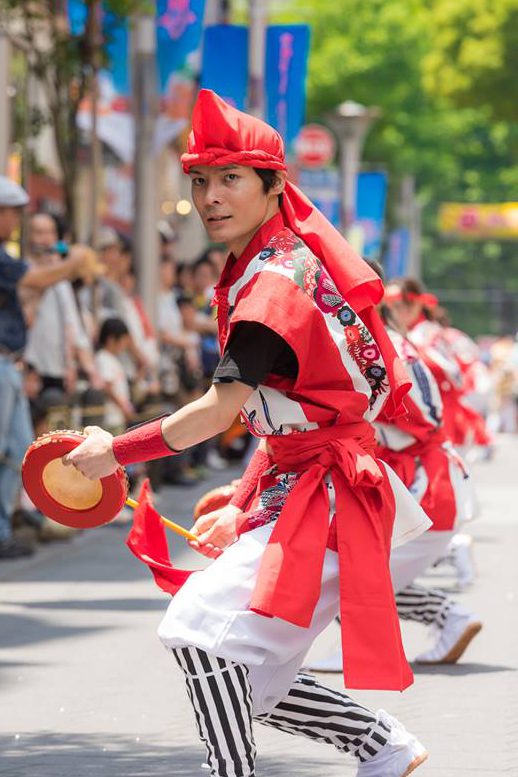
[0,30,10,175]
[327,101,381,235]
[248,0,267,118]
[132,14,159,326]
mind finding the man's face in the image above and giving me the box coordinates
[0,206,22,242]
[189,165,283,256]
[29,214,58,252]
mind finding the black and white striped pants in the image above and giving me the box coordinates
[395,583,451,628]
[173,646,390,777]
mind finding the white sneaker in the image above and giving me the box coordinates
[450,534,476,590]
[357,710,428,777]
[415,607,482,664]
[303,650,343,673]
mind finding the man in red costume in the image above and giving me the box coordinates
[67,90,431,777]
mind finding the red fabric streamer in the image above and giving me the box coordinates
[126,479,194,595]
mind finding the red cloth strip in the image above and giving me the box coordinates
[250,422,413,692]
[230,448,273,511]
[113,417,178,466]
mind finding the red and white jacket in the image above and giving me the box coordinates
[376,328,467,531]
[408,317,490,446]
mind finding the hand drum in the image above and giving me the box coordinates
[22,431,128,529]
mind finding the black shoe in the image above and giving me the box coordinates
[0,538,35,560]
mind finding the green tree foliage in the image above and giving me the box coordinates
[423,0,518,123]
[272,0,518,334]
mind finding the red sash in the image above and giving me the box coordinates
[377,431,458,531]
[251,422,413,691]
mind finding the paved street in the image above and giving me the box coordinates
[1,436,517,777]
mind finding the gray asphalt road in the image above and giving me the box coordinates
[1,438,517,776]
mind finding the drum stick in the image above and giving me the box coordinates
[125,497,198,542]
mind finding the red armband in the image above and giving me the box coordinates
[230,448,272,511]
[112,416,179,467]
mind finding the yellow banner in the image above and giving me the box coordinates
[438,203,518,240]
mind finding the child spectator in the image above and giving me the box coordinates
[95,318,134,434]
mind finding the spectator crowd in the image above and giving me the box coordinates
[0,176,248,561]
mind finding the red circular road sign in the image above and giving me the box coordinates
[295,124,336,168]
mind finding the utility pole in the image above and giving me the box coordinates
[132,14,159,326]
[248,0,267,117]
[0,29,10,175]
[87,1,102,248]
[400,175,422,280]
[204,0,231,25]
[327,101,381,235]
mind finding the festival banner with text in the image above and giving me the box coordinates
[439,203,518,240]
[265,25,310,147]
[356,171,388,260]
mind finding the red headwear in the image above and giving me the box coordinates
[182,89,383,313]
[384,287,439,309]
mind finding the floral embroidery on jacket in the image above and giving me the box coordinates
[246,472,300,530]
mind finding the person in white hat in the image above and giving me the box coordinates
[0,176,96,559]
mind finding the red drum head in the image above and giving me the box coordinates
[22,431,128,529]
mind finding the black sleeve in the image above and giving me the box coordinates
[213,321,298,388]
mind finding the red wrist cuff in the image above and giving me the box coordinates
[112,417,178,466]
[230,448,272,511]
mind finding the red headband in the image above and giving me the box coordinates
[384,288,439,308]
[181,89,383,312]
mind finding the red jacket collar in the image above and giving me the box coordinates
[215,212,285,293]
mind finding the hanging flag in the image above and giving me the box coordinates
[201,25,249,110]
[265,25,310,147]
[384,228,410,279]
[156,0,206,94]
[356,171,388,260]
[102,10,130,97]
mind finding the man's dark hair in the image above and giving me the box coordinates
[98,317,129,347]
[253,168,283,205]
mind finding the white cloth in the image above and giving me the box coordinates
[122,296,159,370]
[25,281,90,377]
[390,530,455,593]
[158,291,183,335]
[94,349,130,429]
[158,471,430,714]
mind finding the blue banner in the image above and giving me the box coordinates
[356,171,388,260]
[102,11,130,96]
[67,0,88,36]
[298,168,341,229]
[384,228,410,279]
[201,26,249,110]
[156,0,206,95]
[265,25,310,146]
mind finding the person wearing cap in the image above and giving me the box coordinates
[0,176,95,559]
[65,92,431,776]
